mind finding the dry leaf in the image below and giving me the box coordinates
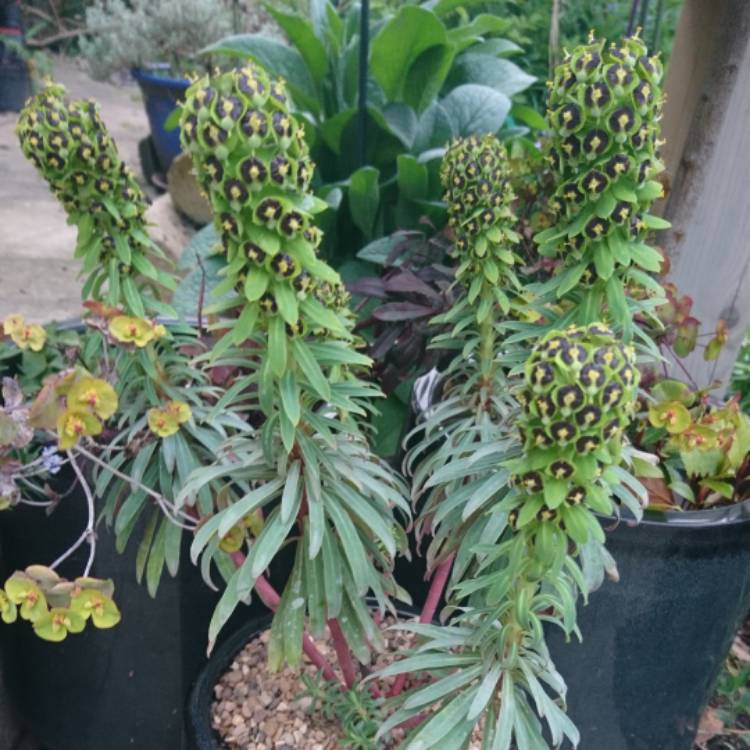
[695,707,725,746]
[731,635,750,663]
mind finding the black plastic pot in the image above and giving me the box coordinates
[0,319,295,749]
[0,466,280,750]
[187,611,274,750]
[547,500,750,750]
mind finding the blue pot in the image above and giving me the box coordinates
[132,67,189,172]
[0,16,31,113]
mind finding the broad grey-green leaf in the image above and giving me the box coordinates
[348,165,380,239]
[370,7,448,104]
[202,34,318,113]
[441,84,511,137]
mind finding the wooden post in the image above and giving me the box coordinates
[659,0,750,389]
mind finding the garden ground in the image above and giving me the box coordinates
[0,56,190,323]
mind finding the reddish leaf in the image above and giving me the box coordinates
[372,302,436,322]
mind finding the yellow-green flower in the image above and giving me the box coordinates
[219,524,245,553]
[56,409,102,451]
[165,400,191,424]
[148,401,191,438]
[4,575,47,622]
[70,589,121,629]
[147,408,179,438]
[9,322,46,351]
[67,376,118,420]
[0,590,17,624]
[33,607,86,642]
[2,314,25,335]
[152,323,167,339]
[648,401,691,434]
[108,315,155,347]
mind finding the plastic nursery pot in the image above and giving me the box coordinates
[132,66,189,172]
[0,463,292,750]
[547,499,750,750]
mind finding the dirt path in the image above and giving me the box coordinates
[0,56,149,323]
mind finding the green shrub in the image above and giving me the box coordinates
[206,0,539,266]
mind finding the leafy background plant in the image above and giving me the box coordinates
[205,0,539,268]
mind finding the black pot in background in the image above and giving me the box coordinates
[0,465,289,750]
[132,67,189,173]
[547,500,750,750]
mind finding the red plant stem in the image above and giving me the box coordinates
[419,554,454,625]
[388,554,455,698]
[327,618,357,689]
[229,552,340,683]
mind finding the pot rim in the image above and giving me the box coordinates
[131,66,190,89]
[186,611,274,750]
[625,495,750,529]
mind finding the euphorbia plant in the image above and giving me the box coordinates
[176,62,413,675]
[368,34,670,748]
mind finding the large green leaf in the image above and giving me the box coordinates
[370,6,452,111]
[172,225,227,319]
[412,100,455,154]
[403,43,456,113]
[266,7,329,85]
[202,35,319,114]
[319,108,354,154]
[424,0,490,16]
[469,38,523,58]
[382,103,418,149]
[441,84,511,136]
[447,54,536,97]
[397,154,429,201]
[348,166,380,239]
[446,14,509,50]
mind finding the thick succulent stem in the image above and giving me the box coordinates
[328,618,357,689]
[388,553,454,699]
[229,552,341,684]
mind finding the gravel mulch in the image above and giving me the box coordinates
[212,614,749,749]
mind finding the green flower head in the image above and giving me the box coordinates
[539,34,666,279]
[179,64,349,337]
[511,323,640,548]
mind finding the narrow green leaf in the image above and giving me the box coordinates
[281,461,302,523]
[291,338,331,401]
[279,370,301,426]
[268,315,288,378]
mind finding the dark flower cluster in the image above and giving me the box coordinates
[16,84,151,288]
[441,134,519,273]
[180,64,350,335]
[509,324,639,550]
[542,34,665,279]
